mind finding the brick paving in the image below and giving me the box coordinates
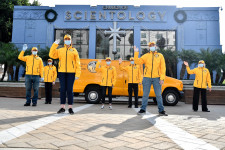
[0,97,224,150]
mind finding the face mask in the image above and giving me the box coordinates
[48,62,52,65]
[65,40,71,45]
[199,64,204,67]
[131,61,134,65]
[149,47,156,51]
[106,62,111,65]
[32,51,37,55]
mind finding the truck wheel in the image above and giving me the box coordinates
[162,89,179,106]
[85,87,101,104]
[153,98,157,104]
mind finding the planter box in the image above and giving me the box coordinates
[182,85,225,105]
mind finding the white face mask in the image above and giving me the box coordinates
[106,61,111,65]
[48,62,52,65]
[65,40,71,45]
[131,61,134,65]
[32,51,37,55]
[149,47,156,51]
[199,64,204,67]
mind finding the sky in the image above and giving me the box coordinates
[30,0,224,52]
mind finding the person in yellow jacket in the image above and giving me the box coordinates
[43,59,57,104]
[184,60,212,112]
[119,57,142,108]
[134,42,167,116]
[49,34,81,115]
[18,44,44,107]
[95,57,117,109]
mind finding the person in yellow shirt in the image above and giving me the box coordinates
[18,44,44,107]
[119,57,142,108]
[43,59,57,104]
[49,34,81,115]
[134,42,167,116]
[95,57,117,109]
[184,60,212,112]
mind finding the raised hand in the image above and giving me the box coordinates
[134,46,139,52]
[119,58,122,64]
[183,61,189,66]
[23,44,28,51]
[54,39,61,44]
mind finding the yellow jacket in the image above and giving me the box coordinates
[18,51,44,77]
[43,65,57,83]
[186,66,212,89]
[134,51,166,80]
[49,43,81,78]
[95,62,117,86]
[119,64,142,84]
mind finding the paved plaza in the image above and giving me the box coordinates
[0,97,225,150]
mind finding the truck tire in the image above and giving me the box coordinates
[85,87,101,104]
[162,89,179,106]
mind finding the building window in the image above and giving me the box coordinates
[55,29,89,58]
[140,30,176,55]
[141,33,146,38]
[96,30,134,60]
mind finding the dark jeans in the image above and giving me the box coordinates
[101,86,112,104]
[58,72,75,105]
[45,82,52,103]
[25,75,40,104]
[128,83,138,107]
[193,87,208,111]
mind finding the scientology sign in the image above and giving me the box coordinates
[64,5,167,22]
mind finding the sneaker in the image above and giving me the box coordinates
[57,108,65,114]
[193,110,198,112]
[45,102,48,104]
[137,109,146,115]
[68,108,74,115]
[49,102,51,104]
[32,104,37,107]
[159,111,168,116]
[109,105,112,110]
[128,105,132,108]
[24,103,30,106]
[101,105,104,109]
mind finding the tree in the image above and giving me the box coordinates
[0,0,41,43]
[178,49,199,79]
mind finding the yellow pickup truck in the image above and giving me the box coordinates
[73,59,184,106]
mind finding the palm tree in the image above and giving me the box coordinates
[178,49,199,80]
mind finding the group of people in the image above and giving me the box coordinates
[18,34,212,115]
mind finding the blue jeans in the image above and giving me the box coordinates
[25,75,40,104]
[58,72,75,105]
[141,77,164,112]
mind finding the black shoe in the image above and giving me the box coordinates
[45,102,48,104]
[135,105,138,108]
[49,102,51,104]
[137,109,146,115]
[57,108,65,114]
[202,110,210,112]
[159,111,168,116]
[32,104,37,107]
[193,110,198,112]
[128,105,132,108]
[24,103,30,106]
[68,108,74,115]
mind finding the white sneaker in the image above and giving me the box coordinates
[101,105,104,109]
[109,105,112,110]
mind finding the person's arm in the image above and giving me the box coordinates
[74,50,81,78]
[134,52,145,65]
[186,66,196,74]
[112,67,117,86]
[49,43,59,59]
[53,66,57,82]
[160,55,166,81]
[18,51,27,62]
[95,61,102,72]
[207,70,212,89]
[39,59,44,78]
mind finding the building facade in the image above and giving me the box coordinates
[12,5,222,79]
